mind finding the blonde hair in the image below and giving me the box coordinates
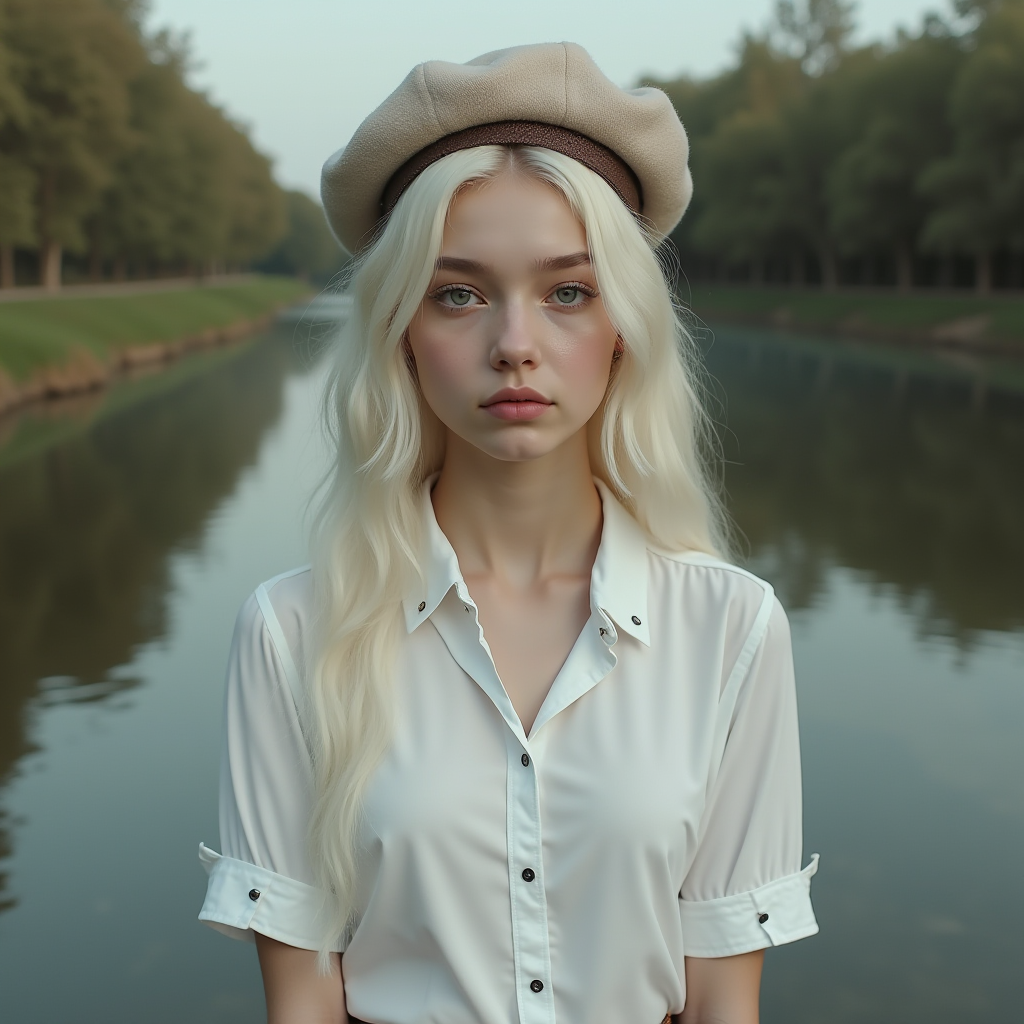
[308,145,728,957]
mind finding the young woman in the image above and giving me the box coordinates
[199,43,818,1024]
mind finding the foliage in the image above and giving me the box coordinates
[0,0,291,285]
[827,32,962,287]
[919,0,1024,283]
[255,190,344,285]
[646,0,1024,292]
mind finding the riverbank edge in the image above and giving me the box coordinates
[684,286,1024,357]
[0,281,311,418]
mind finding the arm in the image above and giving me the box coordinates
[680,950,764,1024]
[255,932,347,1024]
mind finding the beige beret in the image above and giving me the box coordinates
[321,42,692,253]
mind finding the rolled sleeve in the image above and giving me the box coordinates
[198,584,340,950]
[681,595,820,956]
[198,845,342,951]
[680,854,819,957]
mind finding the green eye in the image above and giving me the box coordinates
[555,287,580,304]
[448,288,472,306]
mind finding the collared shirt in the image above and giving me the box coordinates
[199,480,818,1024]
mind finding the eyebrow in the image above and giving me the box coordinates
[434,251,591,274]
[536,251,591,271]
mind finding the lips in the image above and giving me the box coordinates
[481,387,552,421]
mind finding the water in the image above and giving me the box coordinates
[0,319,1021,1022]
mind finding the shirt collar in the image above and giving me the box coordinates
[590,479,650,646]
[402,475,650,647]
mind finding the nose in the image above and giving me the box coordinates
[490,301,541,371]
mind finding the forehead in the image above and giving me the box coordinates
[441,173,587,259]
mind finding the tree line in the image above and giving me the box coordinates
[0,0,340,290]
[649,0,1024,292]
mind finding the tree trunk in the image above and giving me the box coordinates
[792,253,806,287]
[750,257,764,286]
[40,239,62,291]
[0,245,14,288]
[819,246,838,291]
[976,251,992,294]
[37,170,62,291]
[113,255,126,281]
[896,243,913,293]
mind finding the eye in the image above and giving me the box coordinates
[432,284,482,310]
[549,283,594,307]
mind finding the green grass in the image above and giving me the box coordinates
[685,285,1024,347]
[0,276,310,382]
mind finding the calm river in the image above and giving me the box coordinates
[0,310,1021,1023]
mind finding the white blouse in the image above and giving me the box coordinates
[199,480,818,1024]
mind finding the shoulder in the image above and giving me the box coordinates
[645,546,788,660]
[231,566,313,695]
[251,565,314,629]
[648,546,775,611]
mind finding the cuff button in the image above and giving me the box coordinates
[758,912,769,924]
[249,889,261,902]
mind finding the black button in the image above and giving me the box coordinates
[530,980,544,993]
[522,868,535,882]
[248,889,261,902]
[521,753,530,767]
[418,601,426,612]
[631,615,642,625]
[758,912,769,924]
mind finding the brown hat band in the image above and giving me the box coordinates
[381,120,643,219]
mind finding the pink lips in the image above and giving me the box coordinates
[481,387,552,421]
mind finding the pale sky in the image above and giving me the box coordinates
[146,0,951,197]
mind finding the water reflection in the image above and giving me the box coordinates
[0,319,1020,1023]
[701,327,1024,1024]
[705,327,1024,639]
[0,332,298,913]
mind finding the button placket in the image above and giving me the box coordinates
[505,732,555,1024]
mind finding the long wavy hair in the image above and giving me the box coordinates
[308,145,729,958]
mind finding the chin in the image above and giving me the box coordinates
[484,443,558,463]
[470,431,566,463]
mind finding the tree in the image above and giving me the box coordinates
[256,190,343,284]
[646,38,805,276]
[919,0,1024,290]
[218,118,287,269]
[1,0,142,288]
[87,27,286,279]
[0,1,32,286]
[827,32,963,289]
[773,0,857,75]
[691,112,790,277]
[770,69,857,288]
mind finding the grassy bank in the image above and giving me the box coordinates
[0,276,310,414]
[686,286,1024,353]
[0,276,309,381]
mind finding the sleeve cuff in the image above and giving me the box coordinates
[679,854,820,957]
[197,843,345,952]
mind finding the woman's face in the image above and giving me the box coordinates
[406,172,619,464]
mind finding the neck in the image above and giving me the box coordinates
[431,430,602,586]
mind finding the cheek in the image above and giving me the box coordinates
[551,326,617,409]
[408,321,477,411]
